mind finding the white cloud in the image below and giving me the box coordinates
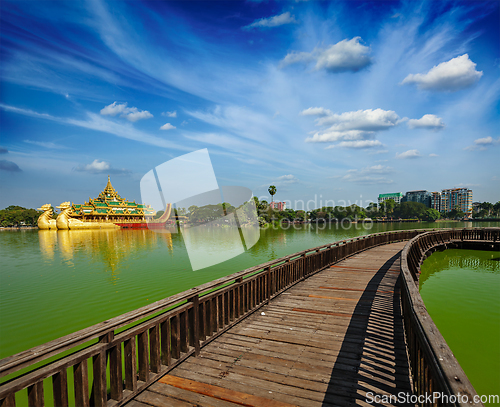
[81,159,109,172]
[280,51,314,68]
[306,130,373,143]
[300,107,332,116]
[100,102,153,122]
[429,153,438,157]
[162,111,177,118]
[315,108,400,130]
[396,149,421,159]
[407,114,445,130]
[402,54,482,91]
[304,108,399,149]
[464,136,500,151]
[281,37,372,73]
[160,123,176,130]
[243,12,297,30]
[126,110,153,122]
[276,174,299,184]
[475,136,494,145]
[74,159,130,174]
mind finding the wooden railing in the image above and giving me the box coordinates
[400,228,500,407]
[0,229,422,407]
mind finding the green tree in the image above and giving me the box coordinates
[479,202,493,217]
[366,202,379,217]
[394,202,427,219]
[494,201,500,217]
[268,185,277,204]
[446,208,465,219]
[379,199,396,218]
[295,210,306,222]
[0,206,42,227]
[424,208,440,221]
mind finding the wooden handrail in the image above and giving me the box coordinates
[0,229,427,406]
[400,228,500,407]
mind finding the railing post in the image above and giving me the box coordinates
[52,369,69,407]
[235,277,243,318]
[188,295,201,356]
[74,359,90,407]
[110,338,123,401]
[266,267,271,303]
[92,332,112,407]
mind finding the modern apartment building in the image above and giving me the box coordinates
[378,193,404,205]
[440,188,473,216]
[403,190,431,206]
[376,188,473,218]
[430,192,441,212]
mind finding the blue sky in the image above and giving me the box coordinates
[1,0,499,210]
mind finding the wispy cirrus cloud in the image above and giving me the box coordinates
[100,102,153,122]
[243,12,297,30]
[281,37,372,73]
[24,140,69,149]
[342,165,394,184]
[407,114,445,130]
[402,54,482,91]
[0,147,8,154]
[0,104,187,150]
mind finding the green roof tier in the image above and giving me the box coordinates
[68,176,160,222]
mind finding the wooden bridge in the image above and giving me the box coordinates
[1,228,498,407]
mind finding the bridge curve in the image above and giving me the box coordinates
[1,228,498,407]
[400,228,499,407]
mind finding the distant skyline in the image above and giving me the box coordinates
[1,0,499,210]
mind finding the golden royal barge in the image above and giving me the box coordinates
[37,176,171,230]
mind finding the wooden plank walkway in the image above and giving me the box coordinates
[125,242,413,407]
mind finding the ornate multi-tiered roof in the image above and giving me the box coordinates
[70,176,155,222]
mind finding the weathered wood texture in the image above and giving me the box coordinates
[2,228,496,407]
[1,230,422,407]
[400,229,499,407]
[123,242,412,406]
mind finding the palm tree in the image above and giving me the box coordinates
[268,185,277,205]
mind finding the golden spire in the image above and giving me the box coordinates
[102,175,117,199]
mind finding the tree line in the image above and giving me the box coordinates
[256,198,500,224]
[2,198,499,228]
[473,201,500,219]
[0,206,43,227]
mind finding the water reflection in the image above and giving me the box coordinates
[182,223,245,270]
[419,249,500,287]
[38,229,175,283]
[38,230,57,260]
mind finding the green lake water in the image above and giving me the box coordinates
[420,249,500,400]
[1,220,499,394]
